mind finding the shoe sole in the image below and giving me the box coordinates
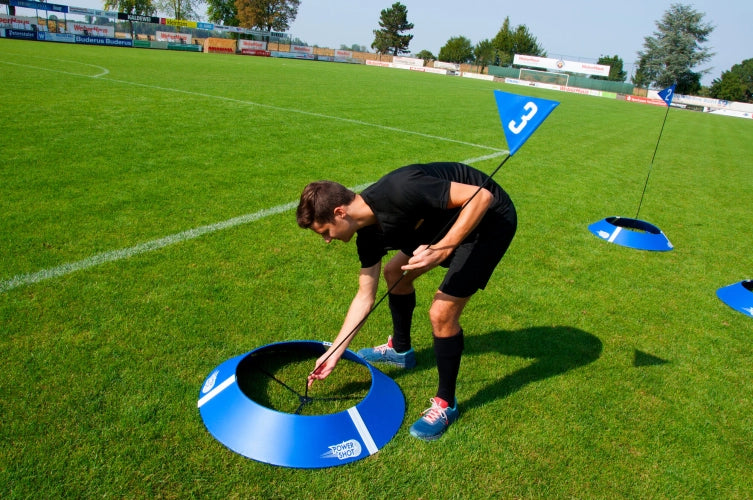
[357,353,415,369]
[363,360,415,369]
[409,428,446,441]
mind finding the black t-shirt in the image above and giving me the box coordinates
[356,162,514,268]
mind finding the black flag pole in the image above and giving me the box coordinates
[635,102,671,219]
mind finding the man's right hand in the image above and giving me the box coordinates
[307,351,340,388]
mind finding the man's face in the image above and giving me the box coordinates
[310,207,355,243]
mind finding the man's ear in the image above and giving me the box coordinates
[333,205,347,219]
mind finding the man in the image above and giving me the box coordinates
[296,162,516,441]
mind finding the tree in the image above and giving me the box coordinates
[206,0,239,27]
[371,32,391,55]
[415,49,435,63]
[340,44,367,52]
[709,59,753,103]
[438,36,473,64]
[236,0,300,32]
[593,55,627,81]
[372,2,413,56]
[155,0,201,20]
[491,17,514,66]
[633,3,714,93]
[491,16,546,66]
[473,39,495,72]
[104,0,156,15]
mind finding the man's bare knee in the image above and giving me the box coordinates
[383,260,404,285]
[429,298,465,337]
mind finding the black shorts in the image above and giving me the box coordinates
[435,208,517,298]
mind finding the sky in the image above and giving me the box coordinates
[48,0,752,85]
[287,0,750,86]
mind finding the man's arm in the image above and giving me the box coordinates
[402,181,493,272]
[308,262,381,386]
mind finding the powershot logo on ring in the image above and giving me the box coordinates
[202,370,219,394]
[321,439,363,460]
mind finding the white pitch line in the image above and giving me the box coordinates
[0,202,296,293]
[99,76,505,152]
[0,58,109,78]
[0,57,505,153]
[1,153,508,293]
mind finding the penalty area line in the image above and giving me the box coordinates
[100,75,506,153]
[0,202,296,294]
[0,152,507,293]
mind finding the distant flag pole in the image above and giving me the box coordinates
[494,90,559,156]
[588,83,675,252]
[635,83,676,219]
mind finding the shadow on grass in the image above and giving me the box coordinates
[390,326,602,411]
[463,326,602,411]
[633,349,669,367]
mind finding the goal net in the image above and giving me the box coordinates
[520,68,569,86]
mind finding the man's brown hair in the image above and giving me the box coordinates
[296,181,356,228]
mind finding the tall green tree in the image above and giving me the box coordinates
[473,39,495,71]
[415,49,436,63]
[438,36,473,64]
[371,32,391,55]
[709,59,753,103]
[155,0,201,20]
[236,0,300,32]
[371,2,413,56]
[594,55,627,82]
[633,3,714,93]
[491,17,546,66]
[206,0,239,27]
[104,0,156,15]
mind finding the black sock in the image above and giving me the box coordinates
[388,291,415,353]
[433,330,464,405]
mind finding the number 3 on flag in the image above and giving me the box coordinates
[508,102,538,135]
[494,90,559,156]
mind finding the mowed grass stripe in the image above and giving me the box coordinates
[0,152,506,293]
[0,55,506,153]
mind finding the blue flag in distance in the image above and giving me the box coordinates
[494,90,559,156]
[658,84,676,107]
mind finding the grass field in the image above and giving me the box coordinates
[1,38,752,498]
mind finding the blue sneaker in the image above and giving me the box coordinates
[409,397,459,441]
[357,336,416,369]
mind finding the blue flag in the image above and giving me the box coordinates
[658,84,676,107]
[494,90,559,156]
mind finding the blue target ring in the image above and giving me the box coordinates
[589,216,673,252]
[716,280,753,318]
[197,341,405,468]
